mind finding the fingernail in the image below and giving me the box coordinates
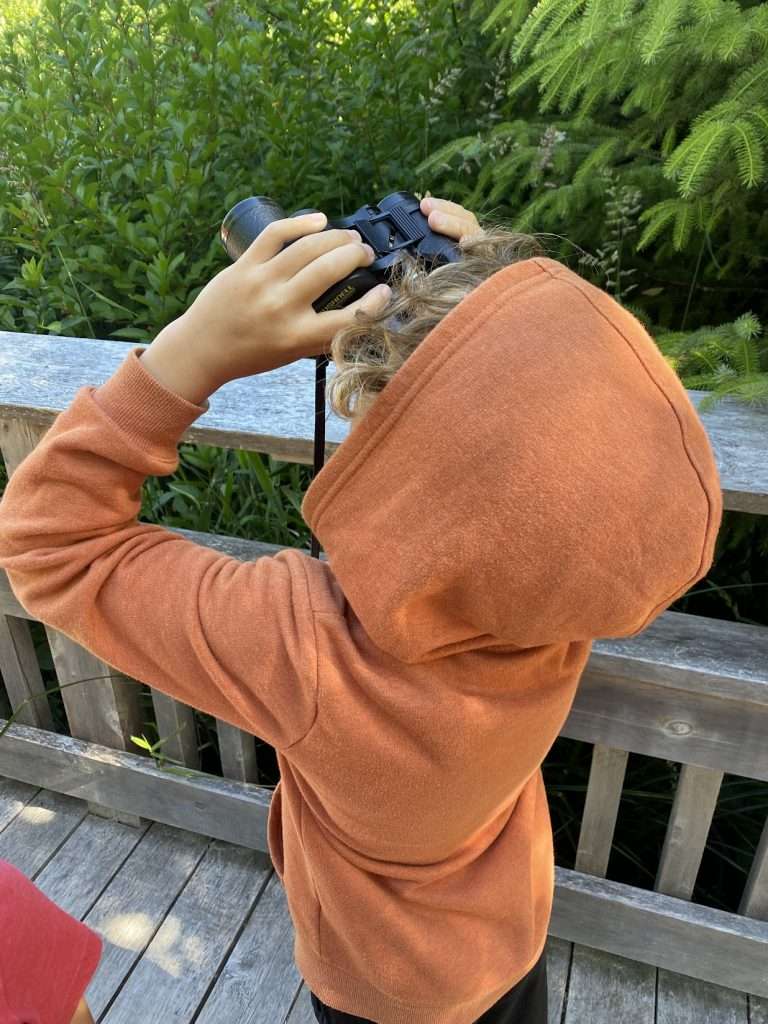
[310,212,326,223]
[422,198,433,212]
[362,243,375,258]
[376,284,391,298]
[348,229,362,241]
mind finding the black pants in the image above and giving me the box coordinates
[309,946,548,1024]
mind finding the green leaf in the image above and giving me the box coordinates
[110,326,152,339]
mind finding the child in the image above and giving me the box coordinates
[0,195,722,1024]
[0,859,101,1024]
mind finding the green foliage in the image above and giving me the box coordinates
[0,0,483,341]
[140,443,314,548]
[417,0,768,409]
[0,0,41,31]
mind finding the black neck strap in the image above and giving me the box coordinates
[309,353,329,560]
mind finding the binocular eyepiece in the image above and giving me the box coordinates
[220,190,462,313]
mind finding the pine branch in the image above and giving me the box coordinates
[639,0,688,65]
[731,118,766,189]
[636,198,679,250]
[511,0,586,63]
[663,119,731,197]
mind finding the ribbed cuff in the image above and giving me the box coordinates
[92,345,210,451]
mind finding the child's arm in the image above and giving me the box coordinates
[0,214,394,751]
[71,998,95,1024]
[0,345,320,751]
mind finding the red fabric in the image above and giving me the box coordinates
[0,860,102,1024]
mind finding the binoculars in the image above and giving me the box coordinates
[220,190,462,312]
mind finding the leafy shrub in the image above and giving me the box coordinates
[0,0,487,340]
[422,0,768,411]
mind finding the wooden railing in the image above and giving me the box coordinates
[1,331,767,997]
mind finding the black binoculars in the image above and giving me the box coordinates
[220,190,462,312]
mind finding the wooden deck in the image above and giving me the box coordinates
[2,777,762,1024]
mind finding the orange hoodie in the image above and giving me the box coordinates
[0,256,722,1024]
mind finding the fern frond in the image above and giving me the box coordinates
[480,0,532,35]
[724,52,768,106]
[572,136,623,187]
[551,182,577,221]
[701,180,732,234]
[663,120,731,197]
[689,0,721,26]
[415,134,476,175]
[745,105,768,139]
[638,0,689,65]
[539,39,584,111]
[731,118,766,188]
[576,0,616,47]
[510,0,586,63]
[506,50,559,99]
[661,122,678,158]
[733,311,763,342]
[673,200,696,250]
[729,334,761,376]
[531,0,590,57]
[568,36,621,117]
[746,4,768,51]
[608,35,646,101]
[636,198,681,251]
[714,8,753,62]
[509,187,561,230]
[688,98,735,129]
[487,149,541,204]
[620,66,676,121]
[695,373,768,411]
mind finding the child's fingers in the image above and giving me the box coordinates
[420,196,481,240]
[426,210,463,240]
[426,209,482,242]
[420,196,470,220]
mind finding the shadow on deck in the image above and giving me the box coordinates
[2,778,762,1024]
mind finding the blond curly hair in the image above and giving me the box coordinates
[326,225,550,424]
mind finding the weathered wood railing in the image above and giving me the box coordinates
[1,331,767,998]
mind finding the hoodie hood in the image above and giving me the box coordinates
[301,256,722,664]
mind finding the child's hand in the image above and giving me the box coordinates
[419,195,483,242]
[152,213,393,388]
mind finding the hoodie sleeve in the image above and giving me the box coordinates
[0,346,318,752]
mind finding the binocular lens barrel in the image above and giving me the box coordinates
[220,196,286,261]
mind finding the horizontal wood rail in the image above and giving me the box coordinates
[1,331,767,510]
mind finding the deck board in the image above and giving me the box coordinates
[657,967,749,1023]
[83,822,210,1019]
[0,783,762,1024]
[195,871,303,1024]
[0,776,39,830]
[563,943,656,1023]
[100,838,271,1024]
[34,812,150,918]
[0,787,88,876]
